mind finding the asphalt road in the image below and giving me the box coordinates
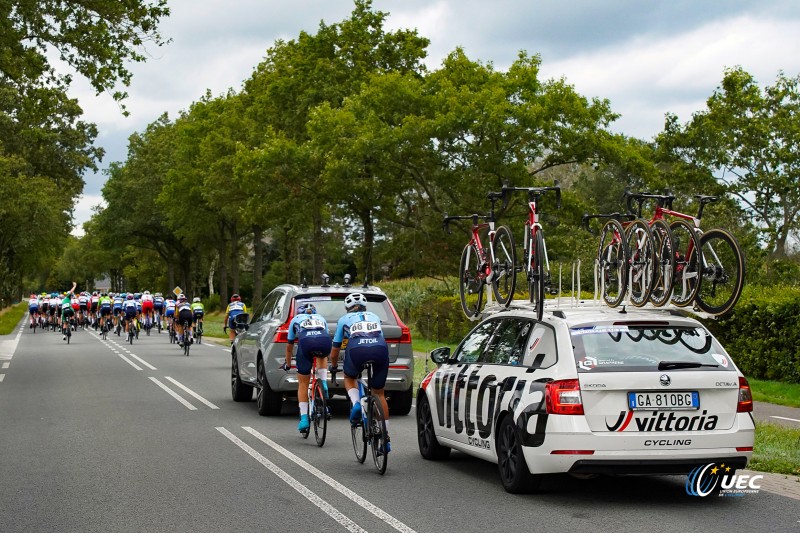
[1,321,799,533]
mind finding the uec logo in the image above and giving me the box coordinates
[686,463,762,497]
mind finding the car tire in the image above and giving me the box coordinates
[496,415,541,494]
[388,386,413,416]
[231,352,253,402]
[257,357,282,416]
[417,394,451,460]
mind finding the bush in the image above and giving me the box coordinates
[202,294,222,313]
[413,295,475,344]
[703,285,800,383]
[379,277,457,324]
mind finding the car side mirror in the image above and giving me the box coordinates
[233,313,250,330]
[430,346,451,365]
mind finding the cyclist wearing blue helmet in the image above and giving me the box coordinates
[284,301,332,433]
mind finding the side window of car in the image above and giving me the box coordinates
[259,292,280,322]
[480,319,531,365]
[271,292,286,320]
[522,323,558,369]
[454,320,499,364]
[251,297,271,324]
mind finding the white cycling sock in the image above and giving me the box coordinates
[316,368,328,382]
[348,389,360,406]
[299,402,309,416]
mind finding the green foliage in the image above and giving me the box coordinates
[749,423,800,476]
[413,295,475,345]
[379,277,457,322]
[748,378,800,409]
[0,302,27,335]
[703,285,800,383]
[202,294,221,313]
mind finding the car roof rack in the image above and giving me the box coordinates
[479,260,718,321]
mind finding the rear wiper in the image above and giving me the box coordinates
[658,361,720,370]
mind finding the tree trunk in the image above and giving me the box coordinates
[208,253,216,296]
[218,229,229,306]
[167,261,175,295]
[253,225,264,308]
[312,205,324,282]
[282,224,294,283]
[359,208,374,283]
[231,223,240,295]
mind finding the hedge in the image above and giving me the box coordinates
[703,285,800,383]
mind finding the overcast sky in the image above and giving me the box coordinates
[69,0,800,234]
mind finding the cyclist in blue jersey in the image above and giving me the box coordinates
[283,302,332,433]
[329,292,391,451]
[223,294,247,344]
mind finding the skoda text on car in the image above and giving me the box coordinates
[230,282,414,416]
[416,303,754,493]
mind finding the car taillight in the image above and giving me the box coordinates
[386,300,412,343]
[272,304,295,343]
[545,379,584,415]
[737,376,753,413]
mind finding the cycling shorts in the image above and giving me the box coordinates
[177,309,193,325]
[48,306,56,315]
[165,308,175,317]
[61,308,74,320]
[29,305,39,313]
[79,304,88,312]
[343,339,389,389]
[193,311,204,320]
[294,336,333,375]
[142,301,153,312]
[124,309,137,318]
[71,302,80,310]
[100,306,111,317]
[90,302,98,312]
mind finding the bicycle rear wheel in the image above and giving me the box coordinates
[597,220,628,308]
[649,219,675,307]
[351,405,367,463]
[459,243,485,318]
[625,219,656,307]
[311,381,327,447]
[668,220,701,307]
[369,397,389,475]
[528,230,546,320]
[694,228,745,316]
[490,225,517,306]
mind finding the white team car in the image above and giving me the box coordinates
[416,303,755,493]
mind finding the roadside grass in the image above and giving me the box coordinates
[0,302,27,335]
[200,311,228,339]
[748,378,800,409]
[750,423,800,476]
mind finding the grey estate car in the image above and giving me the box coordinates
[230,282,415,416]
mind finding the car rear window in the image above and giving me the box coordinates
[570,324,732,372]
[293,294,394,324]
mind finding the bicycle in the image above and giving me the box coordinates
[284,355,330,446]
[623,189,745,315]
[182,320,191,356]
[500,180,562,320]
[126,318,135,345]
[444,191,516,318]
[581,211,660,308]
[334,361,389,475]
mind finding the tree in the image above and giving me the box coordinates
[659,67,800,258]
[1,0,170,110]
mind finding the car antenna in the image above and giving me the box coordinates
[301,278,308,289]
[619,305,627,314]
[362,277,369,289]
[321,273,330,287]
[343,274,352,287]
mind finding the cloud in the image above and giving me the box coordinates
[71,194,106,237]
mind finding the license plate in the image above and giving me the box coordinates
[628,391,699,411]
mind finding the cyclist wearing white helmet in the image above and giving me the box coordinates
[191,296,205,337]
[329,292,391,452]
[284,302,332,433]
[175,294,194,346]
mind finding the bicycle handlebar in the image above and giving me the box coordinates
[501,179,562,209]
[442,213,484,234]
[581,212,635,235]
[622,187,676,215]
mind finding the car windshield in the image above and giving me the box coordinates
[293,295,393,324]
[570,324,730,372]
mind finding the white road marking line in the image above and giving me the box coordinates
[124,352,156,370]
[149,377,197,410]
[244,426,417,533]
[770,415,800,423]
[164,377,219,409]
[216,427,367,533]
[0,374,5,382]
[2,363,9,369]
[115,352,143,371]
